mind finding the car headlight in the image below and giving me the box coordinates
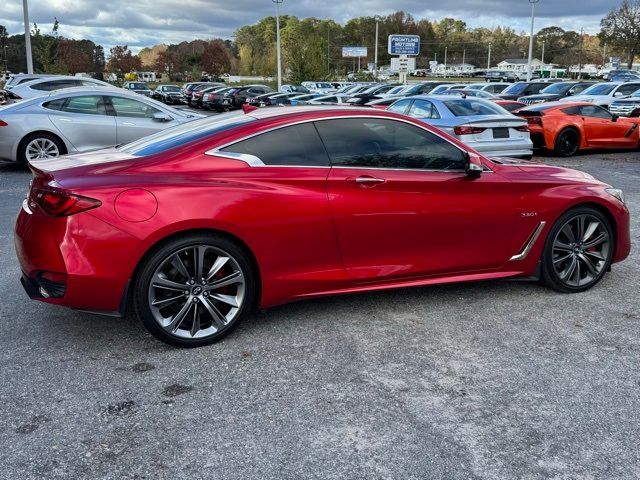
[605,188,625,205]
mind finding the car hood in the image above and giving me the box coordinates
[490,157,602,183]
[520,93,561,101]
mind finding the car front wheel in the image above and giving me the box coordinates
[541,207,614,293]
[134,234,257,347]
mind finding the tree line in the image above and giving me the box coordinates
[1,2,639,81]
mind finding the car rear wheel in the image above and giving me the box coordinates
[541,207,614,293]
[134,234,257,347]
[18,132,66,166]
[554,128,580,157]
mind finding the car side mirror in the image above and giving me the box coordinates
[612,114,619,122]
[152,113,172,122]
[465,154,483,179]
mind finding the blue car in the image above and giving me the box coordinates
[387,95,533,158]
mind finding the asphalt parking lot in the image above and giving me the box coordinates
[1,150,639,479]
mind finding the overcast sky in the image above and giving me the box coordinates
[2,0,616,52]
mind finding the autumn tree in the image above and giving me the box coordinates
[107,45,141,74]
[55,39,92,74]
[201,40,232,75]
[599,0,640,68]
[155,49,179,78]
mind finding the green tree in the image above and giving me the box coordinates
[599,0,640,68]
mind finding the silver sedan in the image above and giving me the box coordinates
[0,87,204,165]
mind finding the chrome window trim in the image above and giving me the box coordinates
[205,114,493,173]
[510,221,546,261]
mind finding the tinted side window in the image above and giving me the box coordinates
[110,96,160,118]
[33,80,80,91]
[315,118,467,171]
[525,84,546,95]
[579,105,612,119]
[408,100,441,119]
[61,96,107,115]
[43,98,67,111]
[221,123,330,167]
[387,99,411,114]
[617,84,640,96]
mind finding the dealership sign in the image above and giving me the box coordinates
[342,46,368,58]
[388,35,420,56]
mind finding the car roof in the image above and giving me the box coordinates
[245,105,392,120]
[519,101,599,112]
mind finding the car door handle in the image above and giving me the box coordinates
[122,122,136,126]
[349,175,386,186]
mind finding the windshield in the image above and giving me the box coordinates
[163,86,181,93]
[502,83,528,95]
[541,83,573,94]
[119,113,253,156]
[581,83,617,96]
[316,83,332,89]
[130,83,148,89]
[444,99,507,116]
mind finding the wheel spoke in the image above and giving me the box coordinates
[190,303,200,337]
[152,274,186,292]
[576,216,585,241]
[561,256,577,282]
[583,250,605,262]
[168,301,192,332]
[207,270,243,290]
[578,253,598,277]
[201,297,227,330]
[171,254,190,280]
[554,240,573,252]
[582,221,600,243]
[195,246,206,281]
[583,233,607,249]
[151,294,185,307]
[205,256,229,282]
[210,293,239,308]
[573,257,581,285]
[560,224,576,244]
[553,252,572,265]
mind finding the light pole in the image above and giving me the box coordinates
[23,0,33,74]
[272,0,283,91]
[526,0,540,82]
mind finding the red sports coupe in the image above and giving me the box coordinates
[15,107,631,347]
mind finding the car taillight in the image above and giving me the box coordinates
[527,116,543,126]
[515,125,530,132]
[0,120,7,127]
[32,188,101,217]
[454,126,486,135]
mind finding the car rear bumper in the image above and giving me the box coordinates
[14,201,137,313]
[461,139,533,158]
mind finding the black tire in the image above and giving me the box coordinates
[17,132,66,167]
[134,233,257,347]
[554,128,580,157]
[541,207,614,293]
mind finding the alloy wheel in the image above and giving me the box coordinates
[557,130,579,156]
[551,214,610,288]
[25,138,60,161]
[148,245,246,339]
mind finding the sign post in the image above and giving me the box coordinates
[388,35,420,84]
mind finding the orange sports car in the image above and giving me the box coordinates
[516,101,640,157]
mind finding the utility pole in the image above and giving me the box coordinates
[374,20,379,71]
[327,25,330,74]
[541,41,545,66]
[577,27,584,80]
[462,49,466,66]
[272,0,283,91]
[23,0,33,74]
[444,46,448,76]
[487,43,492,70]
[526,0,540,82]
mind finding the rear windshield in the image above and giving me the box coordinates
[444,99,507,116]
[541,83,574,94]
[581,83,616,95]
[119,113,254,156]
[502,83,528,95]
